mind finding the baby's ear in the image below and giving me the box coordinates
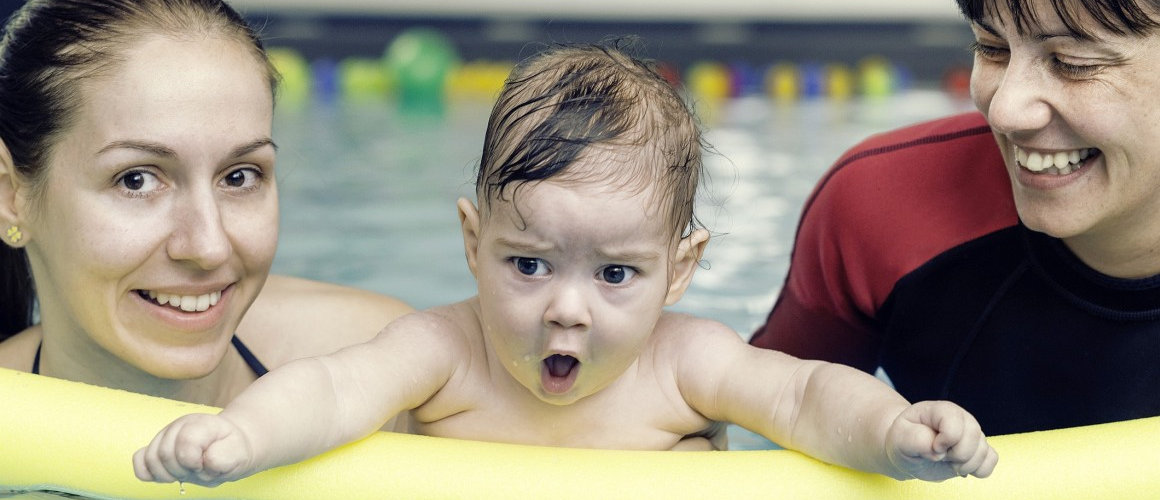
[664,228,709,306]
[457,198,482,278]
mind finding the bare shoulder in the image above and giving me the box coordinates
[419,299,488,353]
[651,311,798,375]
[642,311,752,377]
[652,311,745,350]
[236,274,415,366]
[369,300,484,384]
[381,301,477,342]
[0,328,40,372]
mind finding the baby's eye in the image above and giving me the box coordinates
[512,257,548,276]
[600,265,637,284]
[116,169,163,195]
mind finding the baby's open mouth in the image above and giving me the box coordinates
[544,354,579,377]
[541,354,580,394]
[1015,145,1100,176]
[136,289,221,312]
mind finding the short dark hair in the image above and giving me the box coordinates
[956,0,1160,37]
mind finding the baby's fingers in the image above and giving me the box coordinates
[891,419,941,461]
[132,445,176,483]
[173,417,230,471]
[954,440,999,478]
[937,417,981,465]
[934,408,994,474]
[198,437,249,480]
[134,414,223,483]
[134,421,190,482]
[929,409,965,458]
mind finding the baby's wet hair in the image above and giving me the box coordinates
[476,39,704,239]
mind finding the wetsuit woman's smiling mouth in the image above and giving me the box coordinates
[1014,145,1100,175]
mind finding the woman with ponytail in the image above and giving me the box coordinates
[0,0,411,409]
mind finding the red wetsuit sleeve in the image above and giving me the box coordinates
[750,112,1017,373]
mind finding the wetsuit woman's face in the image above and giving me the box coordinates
[970,0,1160,277]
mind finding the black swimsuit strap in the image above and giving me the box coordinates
[230,335,269,377]
[31,335,269,377]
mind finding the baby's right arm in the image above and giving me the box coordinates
[133,311,462,486]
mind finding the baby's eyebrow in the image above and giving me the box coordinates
[598,248,661,263]
[494,237,554,254]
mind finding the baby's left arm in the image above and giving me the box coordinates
[667,315,996,481]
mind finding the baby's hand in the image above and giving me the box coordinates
[885,400,998,481]
[133,413,254,487]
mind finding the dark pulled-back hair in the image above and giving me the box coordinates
[476,40,704,239]
[0,0,277,341]
[956,0,1160,37]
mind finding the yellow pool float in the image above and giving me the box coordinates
[1,367,1156,499]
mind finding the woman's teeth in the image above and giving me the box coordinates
[1015,146,1096,175]
[142,290,221,312]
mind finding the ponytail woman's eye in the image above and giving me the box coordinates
[512,257,548,276]
[600,265,637,284]
[115,169,162,196]
[221,167,263,190]
[123,172,146,190]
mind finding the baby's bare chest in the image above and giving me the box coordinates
[409,375,713,450]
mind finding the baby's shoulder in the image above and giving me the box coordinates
[649,312,743,354]
[379,300,484,350]
[654,311,740,339]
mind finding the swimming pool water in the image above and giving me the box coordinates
[270,91,977,449]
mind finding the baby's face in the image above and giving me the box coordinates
[471,176,680,405]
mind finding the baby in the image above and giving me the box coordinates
[134,43,997,486]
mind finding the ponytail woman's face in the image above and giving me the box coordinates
[21,34,278,379]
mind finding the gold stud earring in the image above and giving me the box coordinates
[6,225,21,244]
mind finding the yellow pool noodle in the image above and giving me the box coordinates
[1,367,1157,499]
